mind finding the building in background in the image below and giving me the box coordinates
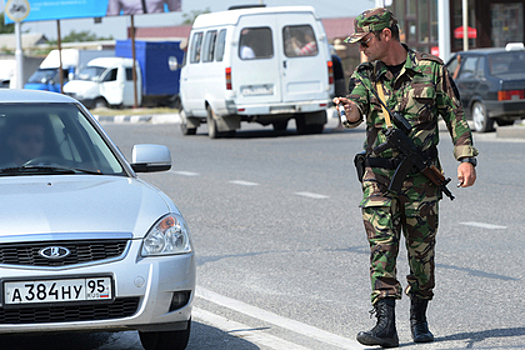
[129,0,525,76]
[391,0,524,55]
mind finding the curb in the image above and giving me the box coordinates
[94,113,181,124]
[93,111,525,138]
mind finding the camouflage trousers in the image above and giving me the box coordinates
[360,173,439,305]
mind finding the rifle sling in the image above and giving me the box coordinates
[376,81,392,128]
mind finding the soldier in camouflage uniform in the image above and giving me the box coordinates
[333,7,478,348]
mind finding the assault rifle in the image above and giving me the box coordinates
[371,99,455,201]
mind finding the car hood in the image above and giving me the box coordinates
[493,72,525,80]
[63,80,98,94]
[0,175,175,240]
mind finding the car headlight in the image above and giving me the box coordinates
[141,214,192,256]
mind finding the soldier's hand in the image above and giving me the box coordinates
[457,162,476,187]
[333,97,360,123]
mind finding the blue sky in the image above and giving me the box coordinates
[2,0,375,40]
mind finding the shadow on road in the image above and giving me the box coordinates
[436,326,525,348]
[0,332,119,350]
[187,321,261,349]
[187,126,360,140]
[0,321,261,350]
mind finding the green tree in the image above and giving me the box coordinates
[0,13,15,34]
[47,30,113,45]
[182,8,211,25]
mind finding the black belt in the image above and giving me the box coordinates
[365,147,437,170]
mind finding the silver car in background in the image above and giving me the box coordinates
[0,90,195,350]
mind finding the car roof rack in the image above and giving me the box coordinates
[228,4,266,10]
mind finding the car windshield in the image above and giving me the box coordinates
[489,51,525,75]
[0,103,125,176]
[76,66,107,81]
[26,68,58,84]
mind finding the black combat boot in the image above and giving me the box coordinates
[356,298,399,348]
[410,295,434,343]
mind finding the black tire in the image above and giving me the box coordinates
[471,101,494,132]
[273,120,288,131]
[139,323,191,350]
[295,115,308,134]
[94,97,109,109]
[308,123,325,134]
[295,115,324,135]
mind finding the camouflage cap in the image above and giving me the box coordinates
[344,7,398,44]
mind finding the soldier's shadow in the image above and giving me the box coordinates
[433,327,525,348]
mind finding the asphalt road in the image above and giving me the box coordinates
[4,116,524,350]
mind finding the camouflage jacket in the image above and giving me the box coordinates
[345,45,479,206]
[346,45,478,160]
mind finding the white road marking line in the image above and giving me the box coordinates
[294,192,329,199]
[170,171,200,176]
[460,222,507,230]
[229,180,260,186]
[196,287,364,350]
[193,308,313,350]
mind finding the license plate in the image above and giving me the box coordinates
[270,106,296,114]
[4,277,113,305]
[241,84,274,96]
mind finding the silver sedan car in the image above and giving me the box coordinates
[0,90,195,350]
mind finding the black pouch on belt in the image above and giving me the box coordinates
[354,151,367,183]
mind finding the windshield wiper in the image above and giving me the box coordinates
[0,165,103,176]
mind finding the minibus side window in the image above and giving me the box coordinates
[283,25,319,57]
[216,29,227,62]
[190,32,204,63]
[203,30,218,63]
[239,27,273,60]
[125,68,133,81]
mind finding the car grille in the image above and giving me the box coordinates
[0,297,140,324]
[0,240,129,267]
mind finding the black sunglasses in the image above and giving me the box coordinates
[359,35,374,48]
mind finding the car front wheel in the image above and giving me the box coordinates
[94,97,109,109]
[472,101,494,132]
[139,323,191,350]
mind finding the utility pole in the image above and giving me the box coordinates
[14,21,23,89]
[5,0,31,89]
[438,0,451,62]
[462,0,469,51]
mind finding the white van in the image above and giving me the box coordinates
[64,57,139,108]
[180,5,335,138]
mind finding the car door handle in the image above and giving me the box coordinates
[283,61,287,69]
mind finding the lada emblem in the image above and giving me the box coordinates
[39,246,71,260]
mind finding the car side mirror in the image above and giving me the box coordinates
[131,144,171,173]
